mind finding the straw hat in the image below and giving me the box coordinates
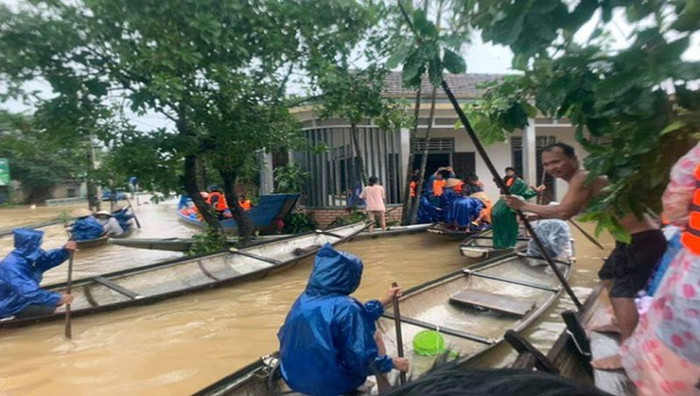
[445,178,463,188]
[94,210,112,217]
[111,202,127,212]
[470,191,492,206]
[71,207,93,218]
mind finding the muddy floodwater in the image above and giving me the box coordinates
[0,199,613,394]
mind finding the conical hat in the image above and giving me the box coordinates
[470,191,492,205]
[71,207,93,218]
[94,210,112,217]
[111,202,127,212]
[445,178,463,188]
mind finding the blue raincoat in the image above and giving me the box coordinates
[71,215,104,241]
[0,229,68,318]
[112,209,134,232]
[278,244,393,396]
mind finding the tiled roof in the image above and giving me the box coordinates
[383,71,504,99]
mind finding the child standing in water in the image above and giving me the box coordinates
[360,176,387,232]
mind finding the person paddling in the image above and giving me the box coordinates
[503,142,666,369]
[277,244,409,395]
[0,229,75,320]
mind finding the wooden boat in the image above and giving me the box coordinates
[178,194,300,233]
[350,223,432,241]
[513,284,636,395]
[75,226,136,249]
[109,234,291,252]
[110,224,433,252]
[195,251,574,395]
[0,222,369,329]
[427,222,492,238]
[0,218,63,237]
[459,235,530,259]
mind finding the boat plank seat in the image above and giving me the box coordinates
[93,276,143,300]
[450,289,534,317]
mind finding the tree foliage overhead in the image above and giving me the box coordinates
[394,0,699,240]
[0,0,380,237]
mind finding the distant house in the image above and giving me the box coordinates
[275,72,589,225]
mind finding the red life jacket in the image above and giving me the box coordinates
[681,164,700,255]
[207,191,228,211]
[239,199,252,211]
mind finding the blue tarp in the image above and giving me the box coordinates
[417,188,484,228]
[178,193,300,232]
[71,216,104,241]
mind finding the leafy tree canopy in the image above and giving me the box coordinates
[393,0,699,240]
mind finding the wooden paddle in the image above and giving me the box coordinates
[125,197,142,228]
[568,219,605,250]
[65,237,75,339]
[391,282,407,385]
[537,168,547,205]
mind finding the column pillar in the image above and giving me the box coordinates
[399,127,410,192]
[522,119,537,186]
[259,150,274,195]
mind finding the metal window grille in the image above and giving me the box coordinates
[298,127,403,207]
[411,138,454,153]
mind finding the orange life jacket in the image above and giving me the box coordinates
[681,164,700,255]
[207,191,228,211]
[239,199,252,211]
[409,181,417,197]
[432,179,446,196]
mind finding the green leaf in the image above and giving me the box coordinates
[609,216,631,244]
[659,121,685,135]
[387,43,412,70]
[427,56,442,86]
[412,9,438,38]
[443,48,466,74]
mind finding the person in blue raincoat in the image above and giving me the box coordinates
[69,207,104,241]
[278,244,409,396]
[0,229,76,319]
[111,203,134,232]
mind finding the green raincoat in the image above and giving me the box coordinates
[491,178,537,249]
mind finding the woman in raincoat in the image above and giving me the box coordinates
[278,244,409,396]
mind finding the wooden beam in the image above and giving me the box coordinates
[93,276,142,300]
[463,269,559,292]
[383,312,495,345]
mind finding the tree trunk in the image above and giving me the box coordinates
[196,156,208,191]
[350,123,368,185]
[220,170,254,245]
[86,138,100,211]
[184,154,220,230]
[409,84,438,224]
[176,111,219,231]
[401,88,422,225]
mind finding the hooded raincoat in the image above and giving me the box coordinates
[71,215,104,241]
[278,244,393,396]
[0,229,68,318]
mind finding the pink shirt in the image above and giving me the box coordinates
[360,185,386,212]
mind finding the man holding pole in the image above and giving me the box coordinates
[502,142,666,369]
[0,229,75,319]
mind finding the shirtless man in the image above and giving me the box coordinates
[502,142,666,369]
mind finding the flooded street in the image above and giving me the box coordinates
[0,200,613,394]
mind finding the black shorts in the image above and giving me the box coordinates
[598,229,666,298]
